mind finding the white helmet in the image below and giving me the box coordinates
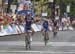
[27,12,31,14]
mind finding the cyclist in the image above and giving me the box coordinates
[24,12,35,41]
[41,18,50,40]
[52,19,58,38]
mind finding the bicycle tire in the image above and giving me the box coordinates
[53,31,57,38]
[44,31,48,46]
[25,32,31,50]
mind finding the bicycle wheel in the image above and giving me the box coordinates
[44,31,48,46]
[25,33,31,50]
[53,31,57,38]
[25,35,28,49]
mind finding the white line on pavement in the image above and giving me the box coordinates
[0,50,41,53]
[0,41,75,46]
[0,50,75,53]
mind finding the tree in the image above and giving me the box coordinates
[56,0,75,20]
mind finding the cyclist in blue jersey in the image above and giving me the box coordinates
[41,18,50,40]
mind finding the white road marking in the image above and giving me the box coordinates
[0,50,75,53]
[0,50,41,53]
[0,41,75,46]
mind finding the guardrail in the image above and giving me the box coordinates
[0,24,74,36]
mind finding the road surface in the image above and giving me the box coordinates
[0,31,75,54]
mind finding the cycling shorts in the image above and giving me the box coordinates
[43,26,49,32]
[25,25,31,32]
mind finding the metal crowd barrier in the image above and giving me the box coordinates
[0,24,74,36]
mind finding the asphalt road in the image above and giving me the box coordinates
[0,31,75,54]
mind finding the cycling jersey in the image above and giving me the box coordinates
[25,16,33,32]
[42,21,49,32]
[62,22,65,27]
[54,21,58,27]
[25,16,33,26]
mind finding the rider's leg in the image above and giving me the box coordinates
[24,26,28,36]
[31,27,35,36]
[46,29,49,40]
[29,27,35,42]
[41,28,45,36]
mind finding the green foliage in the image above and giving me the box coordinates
[56,0,75,19]
[56,0,75,5]
[34,0,75,19]
[13,0,17,2]
[48,8,51,16]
